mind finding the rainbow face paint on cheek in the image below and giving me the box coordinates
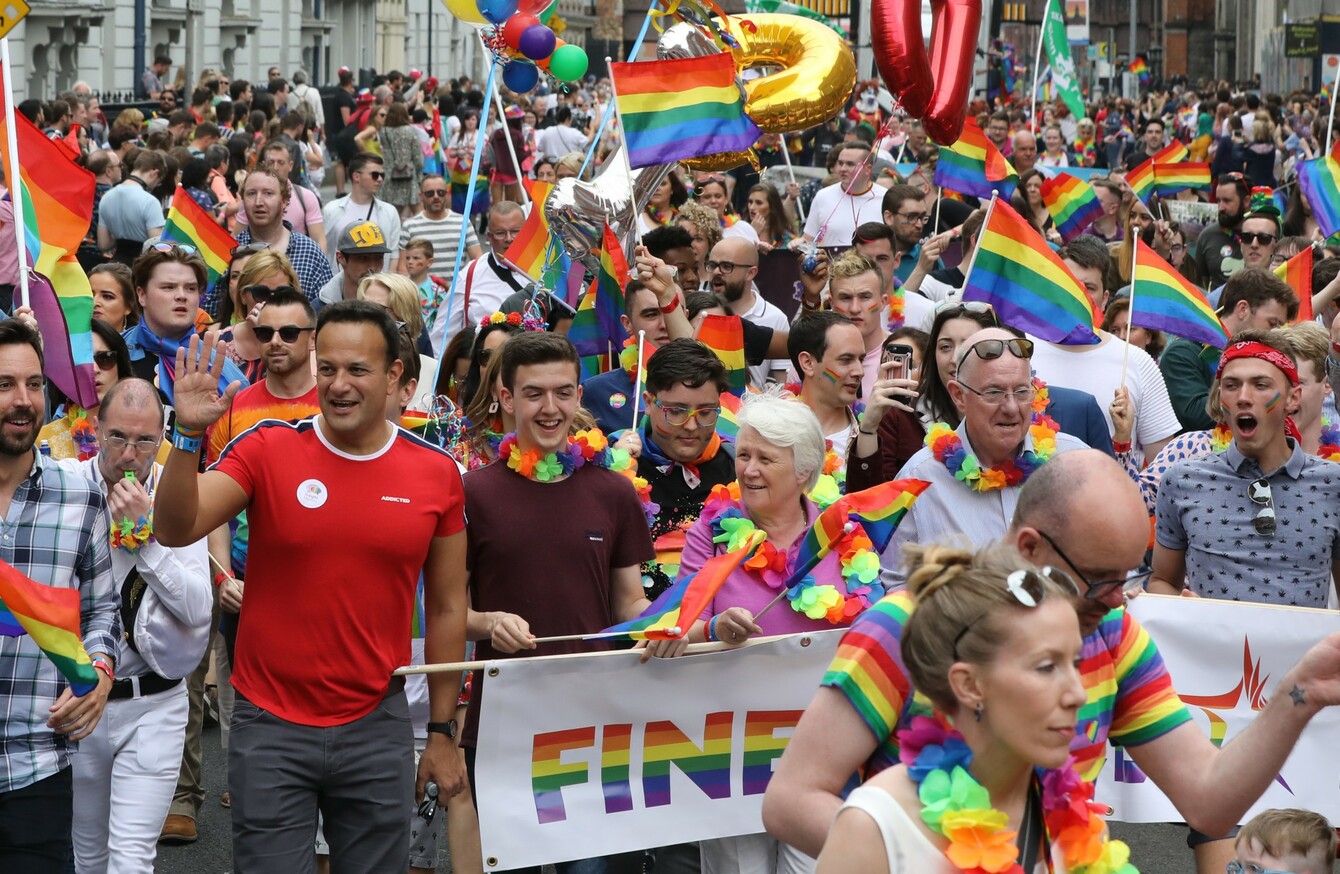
[1265,392,1282,413]
[821,367,842,385]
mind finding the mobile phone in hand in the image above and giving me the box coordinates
[881,341,915,381]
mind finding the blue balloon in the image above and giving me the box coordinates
[518,24,556,61]
[503,61,540,94]
[479,0,517,24]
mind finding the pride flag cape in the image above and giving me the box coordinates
[0,72,99,408]
[696,313,748,395]
[611,54,761,169]
[1296,141,1340,239]
[933,118,1017,200]
[163,187,236,287]
[1040,173,1103,242]
[1131,239,1228,348]
[963,198,1099,345]
[601,535,764,640]
[1154,162,1210,195]
[1274,245,1314,323]
[505,180,554,281]
[0,560,99,696]
[567,224,630,357]
[796,479,930,569]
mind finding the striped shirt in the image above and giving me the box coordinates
[397,211,479,287]
[821,590,1191,783]
[0,452,119,792]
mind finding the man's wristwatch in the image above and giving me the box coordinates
[426,719,458,739]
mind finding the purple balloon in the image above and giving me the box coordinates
[518,24,557,61]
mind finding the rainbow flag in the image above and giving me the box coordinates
[933,117,1017,200]
[0,560,100,696]
[601,535,764,640]
[1274,245,1314,323]
[611,54,762,169]
[796,479,930,569]
[1126,158,1156,204]
[1040,174,1102,242]
[1151,140,1189,165]
[1130,56,1149,84]
[505,180,554,281]
[1296,141,1340,239]
[696,313,748,395]
[963,198,1099,345]
[1131,239,1228,347]
[1154,162,1210,195]
[0,75,99,408]
[716,391,742,441]
[163,187,236,287]
[567,223,630,357]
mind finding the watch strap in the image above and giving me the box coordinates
[426,719,458,738]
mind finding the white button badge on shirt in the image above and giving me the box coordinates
[296,479,329,509]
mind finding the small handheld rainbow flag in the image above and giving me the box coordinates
[796,479,931,569]
[600,535,764,640]
[1154,162,1211,195]
[1151,140,1190,165]
[933,117,1017,200]
[0,560,100,696]
[611,54,762,169]
[1129,56,1150,85]
[567,223,630,357]
[696,313,748,395]
[1125,158,1156,205]
[163,187,236,287]
[716,391,743,442]
[963,198,1099,345]
[1274,245,1314,323]
[1130,239,1228,347]
[1040,174,1103,242]
[1296,140,1340,239]
[505,180,554,281]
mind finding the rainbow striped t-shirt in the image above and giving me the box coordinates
[822,590,1191,782]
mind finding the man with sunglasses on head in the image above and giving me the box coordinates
[396,175,481,346]
[232,168,333,302]
[321,152,401,272]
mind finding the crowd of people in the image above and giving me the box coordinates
[1,47,1340,874]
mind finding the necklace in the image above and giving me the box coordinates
[499,429,658,527]
[111,514,154,553]
[619,336,644,386]
[887,284,906,331]
[646,205,677,227]
[1213,418,1340,461]
[925,380,1058,492]
[898,716,1138,874]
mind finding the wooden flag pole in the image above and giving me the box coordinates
[958,191,999,294]
[1327,54,1340,153]
[1120,240,1138,388]
[778,132,806,225]
[628,329,646,429]
[1,38,30,310]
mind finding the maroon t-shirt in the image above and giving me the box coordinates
[461,461,655,747]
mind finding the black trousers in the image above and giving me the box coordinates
[0,766,73,873]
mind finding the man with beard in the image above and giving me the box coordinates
[1125,117,1168,171]
[880,185,937,285]
[582,280,672,434]
[790,311,866,454]
[1196,174,1249,289]
[801,143,884,248]
[228,168,332,305]
[708,237,789,386]
[0,319,118,867]
[1207,204,1283,307]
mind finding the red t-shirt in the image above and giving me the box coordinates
[211,415,466,726]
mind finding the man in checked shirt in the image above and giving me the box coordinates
[0,319,119,869]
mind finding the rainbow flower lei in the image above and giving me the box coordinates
[111,514,154,553]
[925,379,1058,492]
[1213,418,1340,461]
[887,284,906,332]
[898,715,1138,874]
[499,429,659,527]
[619,335,644,386]
[68,405,98,461]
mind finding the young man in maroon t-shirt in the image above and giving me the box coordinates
[155,300,469,871]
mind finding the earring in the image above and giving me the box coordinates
[974,702,983,722]
[488,401,499,415]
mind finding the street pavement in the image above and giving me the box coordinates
[154,723,1198,873]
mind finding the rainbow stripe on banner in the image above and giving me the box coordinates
[0,559,100,696]
[933,118,1017,200]
[796,479,930,568]
[1040,173,1103,242]
[1131,239,1228,347]
[696,314,748,395]
[568,224,630,357]
[1154,162,1210,195]
[1296,141,1340,239]
[964,199,1099,345]
[611,54,761,169]
[163,187,236,287]
[1274,245,1314,323]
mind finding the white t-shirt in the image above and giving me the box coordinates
[740,288,791,387]
[1029,332,1181,453]
[432,253,530,353]
[803,183,884,248]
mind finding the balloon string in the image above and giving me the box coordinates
[813,118,896,246]
[578,2,660,179]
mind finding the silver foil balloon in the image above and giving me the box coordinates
[544,146,672,274]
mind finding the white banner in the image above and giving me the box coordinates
[474,631,843,871]
[1097,595,1340,823]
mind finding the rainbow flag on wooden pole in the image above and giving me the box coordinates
[162,187,236,287]
[0,559,100,696]
[1130,239,1228,348]
[505,180,555,281]
[568,223,631,360]
[696,313,748,395]
[1274,244,1315,323]
[1154,162,1211,195]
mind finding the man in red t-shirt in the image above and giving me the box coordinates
[156,300,469,871]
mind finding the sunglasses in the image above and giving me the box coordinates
[951,566,1080,659]
[253,324,315,343]
[935,299,996,316]
[1035,530,1152,602]
[367,171,385,180]
[93,350,119,371]
[230,242,271,257]
[242,284,296,302]
[1238,232,1277,246]
[1249,478,1275,537]
[150,242,198,256]
[956,337,1034,369]
[422,188,448,197]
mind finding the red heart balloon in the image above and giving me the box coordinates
[872,0,982,145]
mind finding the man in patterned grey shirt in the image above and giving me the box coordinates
[0,319,119,867]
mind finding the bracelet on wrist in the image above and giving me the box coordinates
[707,615,719,642]
[659,294,682,315]
[171,425,203,453]
[858,427,877,436]
[1112,440,1133,453]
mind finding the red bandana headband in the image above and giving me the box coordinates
[1216,340,1298,386]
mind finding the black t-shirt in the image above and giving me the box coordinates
[930,196,974,235]
[740,318,775,367]
[636,440,735,599]
[329,90,357,137]
[1196,222,1239,289]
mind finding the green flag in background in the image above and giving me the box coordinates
[743,0,849,38]
[1042,1,1085,120]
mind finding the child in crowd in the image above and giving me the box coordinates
[403,236,448,329]
[1231,808,1337,874]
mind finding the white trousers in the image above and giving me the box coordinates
[700,834,817,874]
[71,682,190,874]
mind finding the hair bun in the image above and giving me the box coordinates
[904,544,976,604]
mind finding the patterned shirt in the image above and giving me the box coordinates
[203,221,333,313]
[821,590,1191,783]
[0,452,118,792]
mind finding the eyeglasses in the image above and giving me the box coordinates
[1169,243,1186,253]
[652,399,721,427]
[242,284,296,302]
[230,242,271,257]
[1226,862,1299,874]
[1035,530,1152,601]
[101,435,162,457]
[951,566,1080,659]
[896,212,929,225]
[488,227,521,240]
[149,242,198,256]
[956,337,1034,369]
[706,260,752,274]
[253,324,315,343]
[93,350,119,371]
[1249,477,1276,537]
[956,380,1036,406]
[422,188,448,197]
[1238,231,1277,246]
